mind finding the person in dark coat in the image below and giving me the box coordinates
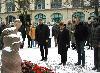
[35,19,50,61]
[57,22,70,66]
[0,22,7,50]
[52,24,59,47]
[92,17,100,71]
[18,22,26,48]
[86,17,94,50]
[93,22,100,72]
[74,17,89,67]
[0,26,2,50]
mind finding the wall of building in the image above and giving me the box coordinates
[0,0,100,24]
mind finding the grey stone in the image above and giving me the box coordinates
[1,28,22,73]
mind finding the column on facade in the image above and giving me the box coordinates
[45,0,51,9]
[30,0,35,10]
[15,0,18,12]
[1,0,5,13]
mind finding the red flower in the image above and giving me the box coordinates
[40,66,45,69]
[45,67,49,71]
[36,70,42,73]
[21,60,55,73]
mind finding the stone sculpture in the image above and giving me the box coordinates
[1,19,22,73]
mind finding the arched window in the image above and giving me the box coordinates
[90,12,100,17]
[72,12,85,21]
[34,13,46,25]
[51,13,63,23]
[6,15,16,23]
[35,0,45,9]
[0,17,2,22]
[6,0,15,12]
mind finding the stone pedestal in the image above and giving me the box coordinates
[1,28,22,73]
[1,48,22,73]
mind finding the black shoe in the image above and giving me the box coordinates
[92,67,97,70]
[28,46,30,48]
[40,58,44,61]
[82,64,85,67]
[44,58,47,61]
[97,69,100,72]
[75,62,81,66]
[58,63,62,65]
[63,63,66,66]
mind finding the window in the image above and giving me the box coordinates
[84,0,91,7]
[90,0,95,7]
[72,12,85,22]
[6,15,16,23]
[51,13,63,23]
[90,12,100,17]
[71,0,84,8]
[19,0,30,8]
[51,0,62,8]
[0,17,2,22]
[34,13,46,25]
[6,0,15,12]
[35,0,45,9]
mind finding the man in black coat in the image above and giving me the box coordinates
[35,19,50,61]
[92,18,100,71]
[57,22,70,66]
[74,17,89,67]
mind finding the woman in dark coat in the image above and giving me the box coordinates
[57,22,70,66]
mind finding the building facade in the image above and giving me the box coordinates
[0,0,100,24]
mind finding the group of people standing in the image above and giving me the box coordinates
[35,17,100,72]
[35,17,88,67]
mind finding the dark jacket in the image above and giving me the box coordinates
[19,25,26,39]
[52,25,59,38]
[0,27,2,36]
[74,22,89,42]
[57,27,70,55]
[35,24,50,45]
[94,25,100,47]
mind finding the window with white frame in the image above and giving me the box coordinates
[71,0,84,8]
[35,0,45,9]
[6,0,15,12]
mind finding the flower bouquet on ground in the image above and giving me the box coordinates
[21,60,55,73]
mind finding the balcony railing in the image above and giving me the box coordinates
[51,2,62,9]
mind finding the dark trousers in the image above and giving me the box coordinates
[48,38,51,48]
[76,41,85,66]
[98,47,100,71]
[27,35,32,48]
[40,44,48,59]
[94,47,98,69]
[54,37,57,47]
[0,36,3,50]
[61,51,67,63]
